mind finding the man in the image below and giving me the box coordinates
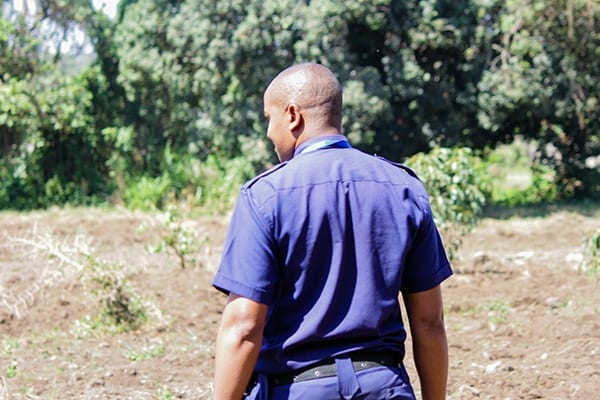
[213,63,452,400]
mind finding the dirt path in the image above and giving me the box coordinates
[0,207,598,399]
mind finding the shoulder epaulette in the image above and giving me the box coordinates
[244,161,288,189]
[374,155,421,181]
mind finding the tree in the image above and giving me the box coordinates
[113,0,302,173]
[291,0,485,157]
[0,0,120,207]
[113,0,486,163]
[476,0,599,197]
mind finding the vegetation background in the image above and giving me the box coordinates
[1,0,598,217]
[1,1,599,399]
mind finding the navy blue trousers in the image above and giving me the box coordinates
[246,359,416,400]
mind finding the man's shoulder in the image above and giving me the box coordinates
[243,162,288,190]
[373,155,421,181]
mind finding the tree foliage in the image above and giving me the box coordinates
[476,0,600,196]
[0,0,598,210]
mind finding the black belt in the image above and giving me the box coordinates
[269,350,401,386]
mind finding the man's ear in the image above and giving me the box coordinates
[286,104,303,133]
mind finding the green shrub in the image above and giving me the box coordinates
[490,163,558,207]
[483,138,559,207]
[406,146,490,255]
[6,229,153,335]
[141,205,207,269]
[196,155,255,214]
[123,175,174,211]
[81,255,150,334]
[580,230,600,278]
[122,150,255,213]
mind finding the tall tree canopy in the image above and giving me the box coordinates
[1,0,598,209]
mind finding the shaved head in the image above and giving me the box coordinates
[265,63,343,129]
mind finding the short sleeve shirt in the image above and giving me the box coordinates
[213,135,452,375]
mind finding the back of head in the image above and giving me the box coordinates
[266,63,343,129]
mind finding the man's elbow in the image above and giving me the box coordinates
[230,316,265,342]
[218,294,268,345]
[412,315,447,338]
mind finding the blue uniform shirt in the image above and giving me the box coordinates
[213,135,452,375]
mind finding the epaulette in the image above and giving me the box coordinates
[244,161,289,189]
[374,155,421,181]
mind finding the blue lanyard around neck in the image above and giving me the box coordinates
[298,138,351,156]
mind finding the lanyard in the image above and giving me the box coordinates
[296,137,351,156]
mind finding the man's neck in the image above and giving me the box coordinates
[295,128,343,150]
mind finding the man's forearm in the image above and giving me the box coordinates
[214,328,262,399]
[403,286,449,400]
[412,323,448,400]
[214,294,267,400]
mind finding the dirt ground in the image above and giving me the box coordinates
[0,206,598,399]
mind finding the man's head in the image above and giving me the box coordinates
[263,63,343,162]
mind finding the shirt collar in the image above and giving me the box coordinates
[293,135,351,158]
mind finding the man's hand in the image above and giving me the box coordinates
[214,294,268,400]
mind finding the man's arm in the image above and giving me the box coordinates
[402,285,448,400]
[214,293,268,400]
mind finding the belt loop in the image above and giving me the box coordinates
[257,374,270,400]
[244,374,269,400]
[335,356,360,399]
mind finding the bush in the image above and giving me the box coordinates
[4,229,154,334]
[121,150,255,213]
[483,138,560,207]
[580,230,600,278]
[140,205,207,269]
[490,164,559,207]
[123,175,174,211]
[406,146,490,255]
[195,155,256,214]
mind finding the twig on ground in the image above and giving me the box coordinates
[0,376,8,400]
[0,228,89,318]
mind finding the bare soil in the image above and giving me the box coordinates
[0,206,598,399]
